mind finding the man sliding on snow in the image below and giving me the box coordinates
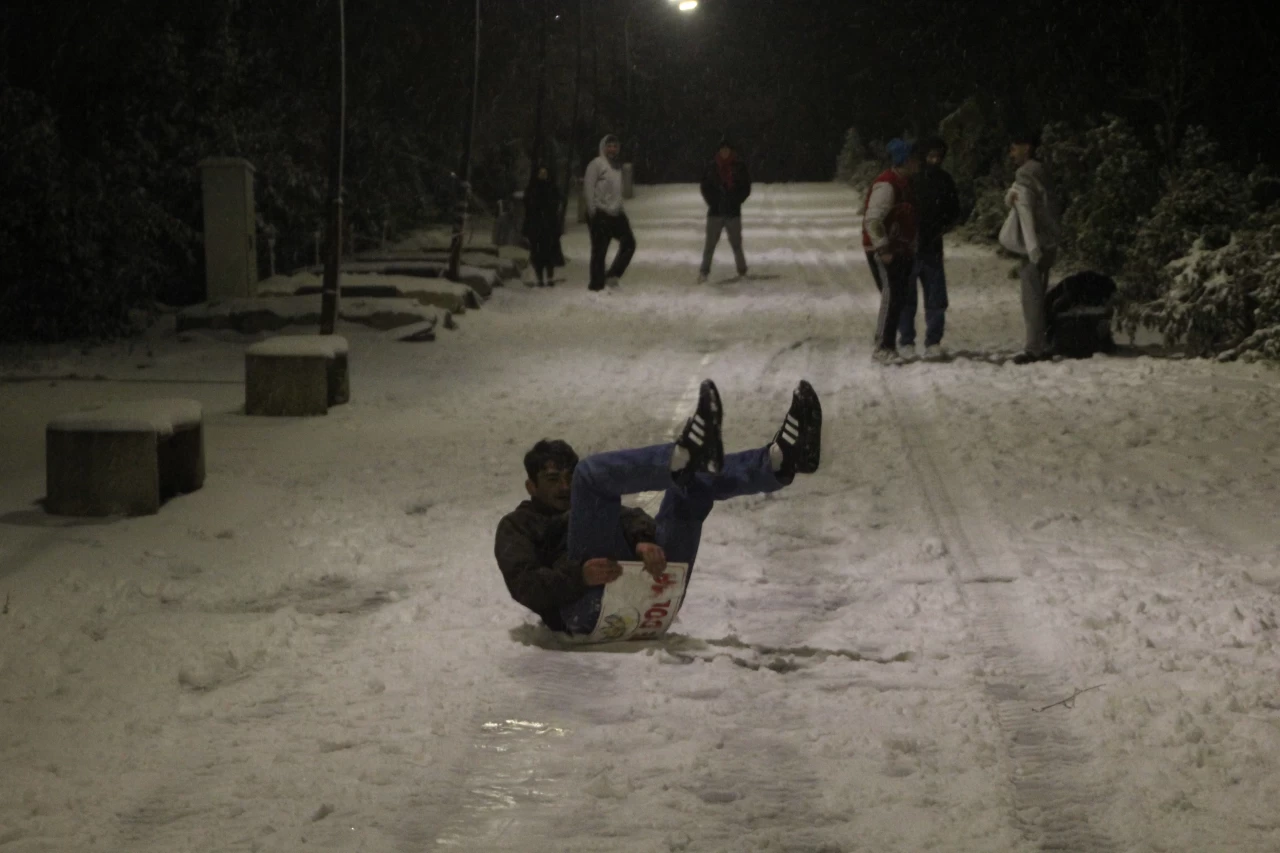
[495,380,823,636]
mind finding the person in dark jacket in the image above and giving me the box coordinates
[522,165,566,287]
[899,137,960,360]
[697,139,752,283]
[494,378,823,635]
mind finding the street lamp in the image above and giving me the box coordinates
[447,0,482,281]
[624,0,697,159]
[318,0,347,335]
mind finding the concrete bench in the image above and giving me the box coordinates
[245,334,350,416]
[46,399,205,517]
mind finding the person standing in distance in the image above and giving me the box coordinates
[900,137,959,360]
[1002,128,1061,364]
[584,134,637,292]
[697,138,752,283]
[862,138,922,365]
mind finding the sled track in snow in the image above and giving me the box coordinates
[881,372,1117,852]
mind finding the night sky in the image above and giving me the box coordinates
[517,0,1280,183]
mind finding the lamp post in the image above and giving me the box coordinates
[318,0,346,335]
[447,0,482,281]
[623,0,697,163]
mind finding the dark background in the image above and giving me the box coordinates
[612,0,1278,182]
[2,0,1277,339]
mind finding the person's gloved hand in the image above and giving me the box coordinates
[635,542,668,579]
[582,558,623,586]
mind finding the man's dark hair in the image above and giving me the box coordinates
[922,136,948,158]
[523,439,579,481]
[1010,127,1041,150]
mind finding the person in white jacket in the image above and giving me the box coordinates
[583,134,637,291]
[1001,128,1061,364]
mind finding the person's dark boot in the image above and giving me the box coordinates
[774,380,822,475]
[1011,351,1047,365]
[674,379,724,485]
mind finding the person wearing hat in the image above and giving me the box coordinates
[862,138,922,364]
[697,138,753,283]
[584,134,637,292]
[1001,128,1061,364]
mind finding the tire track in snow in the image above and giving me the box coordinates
[793,188,1115,850]
[882,371,1117,852]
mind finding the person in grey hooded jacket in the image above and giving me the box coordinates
[583,134,637,291]
[1001,128,1061,364]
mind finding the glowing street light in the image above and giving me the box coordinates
[674,1,698,10]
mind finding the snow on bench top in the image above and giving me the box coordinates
[246,334,349,358]
[354,251,519,270]
[257,272,483,297]
[48,398,203,434]
[338,262,502,284]
[179,295,439,321]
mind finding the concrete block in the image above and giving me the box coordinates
[46,399,205,517]
[245,335,350,416]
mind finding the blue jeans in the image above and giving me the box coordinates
[899,250,948,347]
[560,443,786,633]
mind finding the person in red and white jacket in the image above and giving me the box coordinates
[862,139,922,364]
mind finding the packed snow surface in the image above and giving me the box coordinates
[1,184,1278,852]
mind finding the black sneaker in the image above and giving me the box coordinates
[1011,351,1046,365]
[675,379,724,484]
[775,380,822,475]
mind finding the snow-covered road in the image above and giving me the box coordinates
[1,183,1278,853]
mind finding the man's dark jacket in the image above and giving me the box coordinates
[494,498,657,631]
[700,156,752,218]
[912,165,960,255]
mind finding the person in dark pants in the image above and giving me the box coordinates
[522,165,565,287]
[584,134,636,291]
[494,379,823,636]
[698,138,752,283]
[862,139,922,365]
[900,138,959,360]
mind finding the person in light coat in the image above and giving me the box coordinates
[583,134,636,291]
[1000,128,1061,364]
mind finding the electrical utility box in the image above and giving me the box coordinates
[198,158,259,300]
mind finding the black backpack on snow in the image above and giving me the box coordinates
[1046,271,1118,359]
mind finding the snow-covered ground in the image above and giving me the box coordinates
[1,183,1278,853]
